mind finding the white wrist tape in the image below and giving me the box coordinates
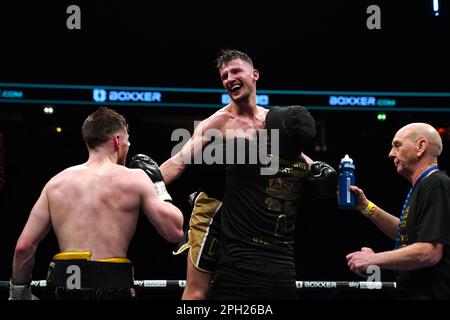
[154,181,173,202]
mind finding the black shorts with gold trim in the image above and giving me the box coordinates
[173,191,222,273]
[46,252,135,300]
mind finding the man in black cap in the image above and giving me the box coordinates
[208,105,337,300]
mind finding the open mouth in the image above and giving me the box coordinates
[230,84,242,94]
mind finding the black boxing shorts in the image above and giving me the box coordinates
[46,251,135,300]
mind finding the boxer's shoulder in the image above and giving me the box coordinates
[187,111,232,139]
[47,165,84,185]
[205,108,234,127]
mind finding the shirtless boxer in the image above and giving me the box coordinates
[9,107,184,300]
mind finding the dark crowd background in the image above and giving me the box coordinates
[0,1,449,301]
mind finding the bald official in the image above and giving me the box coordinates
[346,122,450,300]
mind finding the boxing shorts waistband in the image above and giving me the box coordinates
[47,252,133,289]
[53,251,131,263]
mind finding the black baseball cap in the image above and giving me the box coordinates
[265,105,316,159]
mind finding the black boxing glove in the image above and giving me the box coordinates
[308,161,338,199]
[129,154,172,202]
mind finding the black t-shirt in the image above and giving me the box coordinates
[185,141,227,200]
[188,163,226,200]
[218,146,310,279]
[397,170,450,299]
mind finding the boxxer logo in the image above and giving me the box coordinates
[93,89,107,103]
[92,89,162,103]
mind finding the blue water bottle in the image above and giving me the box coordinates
[338,154,355,209]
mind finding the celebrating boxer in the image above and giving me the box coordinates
[164,49,336,300]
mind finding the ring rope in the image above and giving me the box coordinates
[0,280,396,290]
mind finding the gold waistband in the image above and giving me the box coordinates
[53,251,131,263]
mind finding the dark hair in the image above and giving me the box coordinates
[215,49,254,69]
[82,107,128,149]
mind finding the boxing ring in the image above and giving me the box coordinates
[1,279,397,299]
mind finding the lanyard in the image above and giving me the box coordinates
[394,166,439,249]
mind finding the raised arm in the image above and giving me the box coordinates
[130,155,184,243]
[350,185,400,240]
[139,173,184,243]
[161,114,225,184]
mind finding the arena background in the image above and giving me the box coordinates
[0,1,449,301]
